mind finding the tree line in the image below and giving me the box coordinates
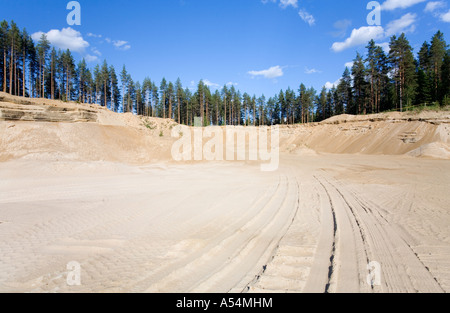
[1,19,449,126]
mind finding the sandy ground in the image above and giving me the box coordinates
[0,155,449,293]
[0,93,449,293]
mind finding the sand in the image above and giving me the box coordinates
[0,93,449,293]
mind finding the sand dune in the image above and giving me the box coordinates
[0,94,449,293]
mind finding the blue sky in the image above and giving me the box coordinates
[1,0,449,97]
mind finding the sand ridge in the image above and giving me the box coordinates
[0,94,449,293]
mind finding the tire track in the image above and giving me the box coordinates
[317,173,444,293]
[238,177,301,293]
[140,175,289,292]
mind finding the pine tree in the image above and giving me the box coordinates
[167,81,174,120]
[0,20,9,93]
[101,60,110,108]
[21,28,33,97]
[257,95,266,126]
[417,43,433,106]
[430,31,448,102]
[109,65,120,112]
[197,80,205,125]
[298,84,307,123]
[175,78,183,124]
[36,33,50,98]
[61,49,75,101]
[316,87,327,121]
[440,49,450,105]
[160,78,167,118]
[352,53,368,115]
[184,87,191,125]
[49,48,58,99]
[7,21,20,95]
[277,90,285,124]
[389,34,417,111]
[221,85,229,125]
[120,65,128,112]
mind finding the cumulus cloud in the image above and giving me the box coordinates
[385,13,417,36]
[332,13,417,52]
[32,27,89,53]
[378,42,391,53]
[203,79,220,89]
[91,47,101,56]
[381,0,426,11]
[279,0,298,8]
[344,61,354,69]
[305,67,321,74]
[425,1,446,13]
[113,40,131,51]
[441,10,450,22]
[85,54,99,63]
[325,79,342,89]
[331,19,352,38]
[331,26,385,52]
[87,32,102,38]
[298,9,316,26]
[248,66,284,79]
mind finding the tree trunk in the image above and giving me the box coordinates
[224,98,227,126]
[216,100,219,125]
[51,55,54,99]
[23,50,26,97]
[3,49,6,93]
[169,95,172,120]
[9,42,13,94]
[205,98,209,126]
[178,96,181,124]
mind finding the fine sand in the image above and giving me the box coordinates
[0,93,449,293]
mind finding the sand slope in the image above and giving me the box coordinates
[0,94,449,293]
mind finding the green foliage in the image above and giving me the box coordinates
[0,18,449,126]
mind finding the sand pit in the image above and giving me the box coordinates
[0,156,449,293]
[0,94,449,293]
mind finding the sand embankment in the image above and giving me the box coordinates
[1,92,449,162]
[1,94,449,293]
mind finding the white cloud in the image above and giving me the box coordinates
[226,82,239,86]
[91,47,101,56]
[325,79,342,89]
[425,1,446,13]
[203,79,220,89]
[248,66,284,79]
[381,0,426,11]
[85,54,99,63]
[385,13,417,36]
[441,10,450,22]
[113,40,131,51]
[32,27,89,53]
[344,61,354,69]
[331,19,352,38]
[378,42,391,53]
[305,67,321,74]
[331,26,385,52]
[87,33,102,38]
[280,0,298,8]
[298,9,316,26]
[331,13,417,53]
